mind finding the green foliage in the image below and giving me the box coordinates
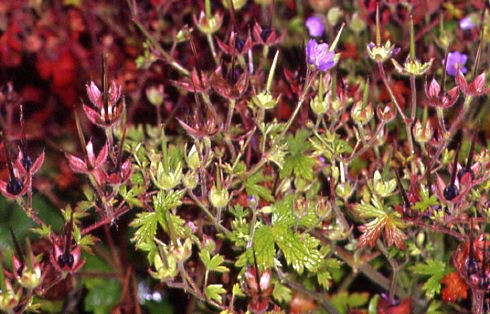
[411,260,448,299]
[280,129,315,181]
[205,284,227,303]
[245,170,274,202]
[330,291,369,314]
[199,249,229,273]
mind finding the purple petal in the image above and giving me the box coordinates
[305,16,325,37]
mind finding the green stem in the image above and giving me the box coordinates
[206,34,218,65]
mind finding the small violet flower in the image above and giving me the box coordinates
[306,39,336,72]
[459,15,478,30]
[305,16,325,37]
[446,52,468,77]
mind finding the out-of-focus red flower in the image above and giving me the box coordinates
[377,295,411,314]
[36,49,78,106]
[441,271,469,302]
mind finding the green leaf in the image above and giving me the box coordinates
[119,184,144,208]
[204,284,226,303]
[287,129,311,154]
[330,291,369,314]
[273,226,321,274]
[317,271,332,289]
[272,282,292,304]
[271,196,296,228]
[412,188,439,212]
[153,190,185,213]
[199,249,229,273]
[253,226,276,269]
[426,300,445,314]
[280,130,315,181]
[130,212,158,246]
[281,154,315,181]
[411,260,447,299]
[245,171,274,202]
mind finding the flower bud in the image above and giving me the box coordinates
[145,85,164,107]
[426,78,440,99]
[247,195,259,209]
[183,170,198,190]
[293,197,309,219]
[348,13,366,34]
[202,235,216,253]
[0,279,21,312]
[336,182,352,199]
[194,11,223,35]
[209,185,230,208]
[310,95,328,115]
[376,102,396,123]
[172,238,193,262]
[221,0,247,10]
[327,7,344,26]
[351,101,373,125]
[151,161,183,190]
[252,91,278,110]
[413,120,433,144]
[315,196,332,219]
[186,145,201,170]
[150,251,178,281]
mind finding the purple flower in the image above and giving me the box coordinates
[445,52,468,77]
[305,16,325,37]
[306,39,336,72]
[459,15,478,30]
